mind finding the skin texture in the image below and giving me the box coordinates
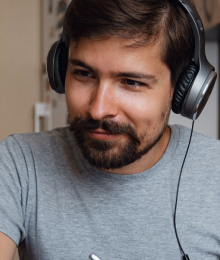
[66,37,174,175]
[0,232,16,260]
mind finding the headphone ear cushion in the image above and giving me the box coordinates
[58,44,68,88]
[172,62,198,114]
[49,41,68,94]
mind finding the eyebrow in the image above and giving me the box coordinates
[110,72,157,82]
[69,59,95,73]
[69,58,158,83]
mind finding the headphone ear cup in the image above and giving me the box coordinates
[47,40,68,94]
[58,44,68,89]
[172,62,198,114]
[53,42,68,94]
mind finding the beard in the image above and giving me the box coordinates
[69,106,170,170]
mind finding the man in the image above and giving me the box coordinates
[0,0,219,259]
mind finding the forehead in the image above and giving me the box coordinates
[68,37,169,78]
[69,36,161,60]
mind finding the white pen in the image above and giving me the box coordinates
[89,253,103,260]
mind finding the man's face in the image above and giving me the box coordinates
[66,37,173,173]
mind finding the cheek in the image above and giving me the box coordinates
[118,86,172,136]
[65,74,91,117]
[119,90,165,126]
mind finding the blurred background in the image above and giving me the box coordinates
[0,1,219,259]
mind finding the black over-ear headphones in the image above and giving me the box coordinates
[47,0,217,120]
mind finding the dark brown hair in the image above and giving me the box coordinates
[64,0,195,87]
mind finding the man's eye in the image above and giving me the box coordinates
[73,70,92,78]
[123,79,146,88]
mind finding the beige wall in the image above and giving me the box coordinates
[0,1,41,258]
[0,0,41,141]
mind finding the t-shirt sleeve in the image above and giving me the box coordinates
[0,136,28,246]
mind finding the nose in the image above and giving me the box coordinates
[89,81,118,121]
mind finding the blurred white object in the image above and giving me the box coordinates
[89,254,103,260]
[34,102,52,132]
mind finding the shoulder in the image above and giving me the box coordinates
[4,127,72,149]
[170,124,220,172]
[0,127,75,163]
[170,124,220,149]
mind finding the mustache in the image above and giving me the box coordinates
[69,116,140,145]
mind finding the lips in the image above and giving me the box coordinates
[90,129,112,135]
[88,129,119,140]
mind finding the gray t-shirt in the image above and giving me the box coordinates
[0,124,220,260]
